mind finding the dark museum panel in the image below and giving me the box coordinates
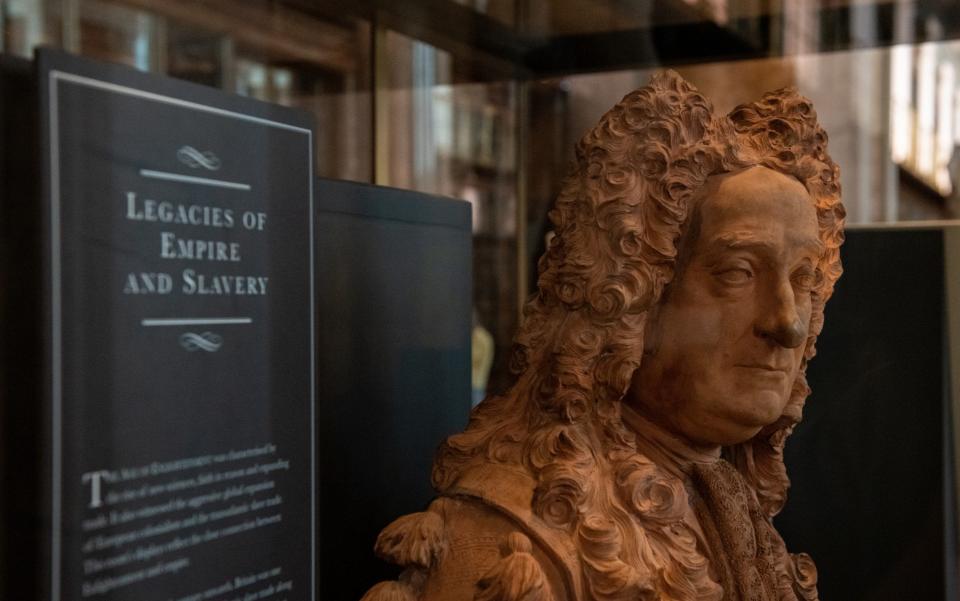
[314,179,472,600]
[779,228,958,601]
[0,52,42,601]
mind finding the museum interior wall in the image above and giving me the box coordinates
[4,0,960,599]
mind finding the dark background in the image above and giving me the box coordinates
[778,228,959,601]
[0,53,44,601]
[314,179,472,601]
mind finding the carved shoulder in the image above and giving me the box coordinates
[474,532,556,601]
[359,496,566,601]
[374,506,446,570]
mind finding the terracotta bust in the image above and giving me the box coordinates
[360,71,844,601]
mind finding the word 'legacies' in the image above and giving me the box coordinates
[126,191,235,228]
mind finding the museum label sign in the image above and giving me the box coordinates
[39,49,315,601]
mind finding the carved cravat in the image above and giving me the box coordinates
[690,460,788,601]
[623,405,796,601]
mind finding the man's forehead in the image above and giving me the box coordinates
[699,166,816,224]
[690,166,822,259]
[708,230,825,256]
[703,168,811,214]
[706,165,808,197]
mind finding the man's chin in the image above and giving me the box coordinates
[677,413,765,447]
[730,392,789,430]
[670,389,789,446]
[704,423,765,446]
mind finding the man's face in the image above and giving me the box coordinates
[628,165,823,447]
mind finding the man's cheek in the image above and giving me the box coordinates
[671,307,728,347]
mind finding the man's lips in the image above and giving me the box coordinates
[734,363,790,373]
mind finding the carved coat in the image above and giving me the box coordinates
[360,406,820,601]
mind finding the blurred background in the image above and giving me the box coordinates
[8,0,960,397]
[5,1,960,598]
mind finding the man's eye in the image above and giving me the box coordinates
[715,268,753,286]
[792,269,820,291]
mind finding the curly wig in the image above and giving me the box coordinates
[433,71,844,601]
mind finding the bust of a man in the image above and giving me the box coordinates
[361,71,844,601]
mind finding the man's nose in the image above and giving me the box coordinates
[754,279,807,348]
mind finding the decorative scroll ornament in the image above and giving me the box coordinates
[177,145,221,170]
[179,331,223,352]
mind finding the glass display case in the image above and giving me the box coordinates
[4,1,960,599]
